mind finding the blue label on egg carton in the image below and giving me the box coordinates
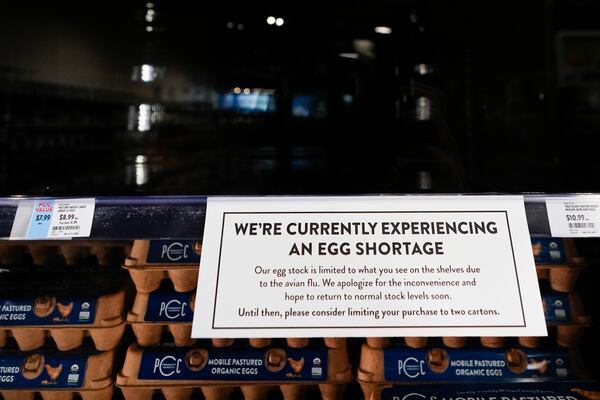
[531,237,566,264]
[146,240,201,264]
[0,297,97,326]
[0,353,87,389]
[383,348,571,382]
[139,346,328,381]
[145,291,194,322]
[542,293,572,323]
[380,381,600,400]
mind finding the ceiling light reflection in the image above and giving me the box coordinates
[374,26,392,34]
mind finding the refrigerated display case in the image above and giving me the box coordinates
[3,1,600,398]
[1,195,599,399]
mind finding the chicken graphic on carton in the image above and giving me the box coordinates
[53,302,74,321]
[286,357,305,377]
[42,363,63,385]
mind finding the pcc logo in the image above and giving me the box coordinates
[397,357,426,378]
[161,242,190,262]
[393,393,427,400]
[153,356,182,377]
[159,299,188,320]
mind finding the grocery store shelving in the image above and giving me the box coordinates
[0,194,593,240]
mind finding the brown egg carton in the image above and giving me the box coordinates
[365,336,524,349]
[127,289,196,347]
[1,322,126,353]
[117,385,348,400]
[357,344,578,400]
[210,338,347,349]
[1,386,114,400]
[116,342,352,400]
[125,240,202,267]
[128,293,345,349]
[127,292,346,349]
[362,381,600,400]
[533,238,585,293]
[1,267,130,351]
[123,240,202,293]
[365,332,586,351]
[0,292,127,351]
[0,241,129,267]
[482,292,592,350]
[126,286,347,349]
[366,290,591,350]
[0,347,115,400]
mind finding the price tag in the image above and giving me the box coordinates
[546,196,600,237]
[24,198,95,239]
[26,200,55,239]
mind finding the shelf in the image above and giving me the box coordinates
[0,194,591,240]
[0,196,206,240]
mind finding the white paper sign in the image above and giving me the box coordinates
[546,196,600,237]
[193,196,546,338]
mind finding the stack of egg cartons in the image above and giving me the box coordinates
[357,236,592,400]
[118,239,353,400]
[0,240,129,400]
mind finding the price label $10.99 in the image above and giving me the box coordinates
[546,197,600,237]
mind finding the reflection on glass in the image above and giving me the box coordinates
[131,64,164,82]
[417,170,432,190]
[353,39,375,58]
[374,26,392,35]
[218,89,276,113]
[252,147,277,172]
[145,9,156,23]
[267,16,284,27]
[127,104,164,132]
[291,147,315,171]
[415,96,432,121]
[141,64,156,82]
[127,105,136,131]
[135,155,149,186]
[138,104,152,131]
[292,95,327,118]
[414,64,433,76]
[342,94,354,104]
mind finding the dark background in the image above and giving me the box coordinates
[2,0,600,196]
[2,0,600,391]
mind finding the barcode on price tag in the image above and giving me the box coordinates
[567,222,595,229]
[21,198,96,239]
[546,197,600,237]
